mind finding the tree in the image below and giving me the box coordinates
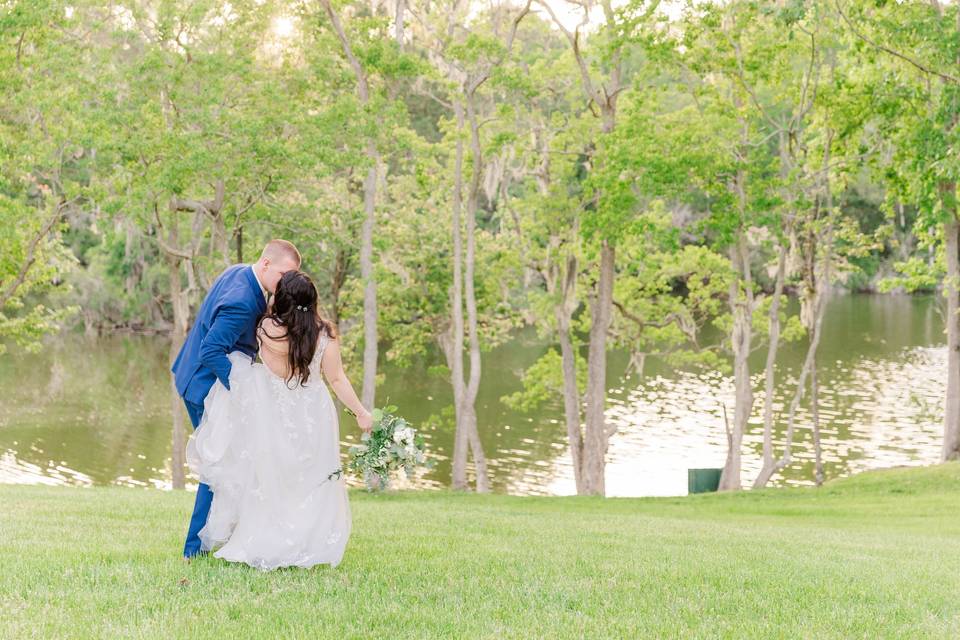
[93,0,309,487]
[0,0,87,353]
[679,0,838,490]
[406,0,531,491]
[318,0,382,410]
[532,0,669,495]
[838,0,960,461]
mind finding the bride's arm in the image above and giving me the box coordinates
[320,337,373,432]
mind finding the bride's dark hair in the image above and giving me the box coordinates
[260,270,337,387]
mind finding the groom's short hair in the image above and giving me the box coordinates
[260,239,301,266]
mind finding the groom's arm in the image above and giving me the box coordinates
[198,302,252,391]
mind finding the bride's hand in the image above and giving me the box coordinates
[357,410,374,433]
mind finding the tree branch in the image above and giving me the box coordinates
[534,0,598,104]
[0,203,65,308]
[15,31,25,70]
[170,198,210,215]
[321,0,371,102]
[835,0,959,84]
[154,235,194,260]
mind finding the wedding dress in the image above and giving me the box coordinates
[185,332,351,570]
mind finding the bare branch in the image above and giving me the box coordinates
[612,299,693,336]
[790,29,820,132]
[413,78,454,109]
[534,0,598,103]
[170,198,211,215]
[154,234,194,260]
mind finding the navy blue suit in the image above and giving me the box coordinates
[171,264,267,557]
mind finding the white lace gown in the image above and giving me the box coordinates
[185,335,351,570]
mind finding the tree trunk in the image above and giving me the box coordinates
[754,245,787,488]
[210,213,229,268]
[754,301,823,488]
[720,109,755,492]
[169,345,187,489]
[124,219,137,297]
[462,404,488,492]
[943,202,960,461]
[165,219,190,490]
[531,125,584,493]
[720,235,753,491]
[582,240,615,495]
[322,0,378,411]
[538,0,620,496]
[944,13,960,458]
[812,146,835,484]
[329,245,348,325]
[360,150,378,410]
[754,129,795,487]
[235,225,243,264]
[755,139,835,488]
[555,254,584,494]
[449,100,469,490]
[462,94,489,492]
[811,350,823,486]
[395,0,405,45]
[208,180,229,269]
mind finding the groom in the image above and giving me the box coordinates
[172,239,302,558]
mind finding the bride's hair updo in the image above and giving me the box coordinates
[261,270,337,387]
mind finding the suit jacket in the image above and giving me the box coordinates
[172,264,267,406]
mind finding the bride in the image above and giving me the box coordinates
[186,269,373,571]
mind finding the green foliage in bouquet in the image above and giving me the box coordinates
[345,405,434,491]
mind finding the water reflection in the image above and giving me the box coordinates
[0,294,947,496]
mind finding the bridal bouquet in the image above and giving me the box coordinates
[345,405,433,491]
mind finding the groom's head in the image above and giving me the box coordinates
[255,239,301,294]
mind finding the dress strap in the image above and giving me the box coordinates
[314,332,332,365]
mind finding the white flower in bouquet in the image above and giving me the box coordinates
[345,405,434,491]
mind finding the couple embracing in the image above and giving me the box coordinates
[171,239,373,570]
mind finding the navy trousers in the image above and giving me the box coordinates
[182,399,212,558]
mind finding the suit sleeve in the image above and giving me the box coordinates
[198,302,252,391]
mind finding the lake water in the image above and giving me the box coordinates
[0,294,946,496]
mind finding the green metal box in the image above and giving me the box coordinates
[688,468,722,494]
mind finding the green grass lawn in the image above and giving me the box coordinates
[3,464,960,639]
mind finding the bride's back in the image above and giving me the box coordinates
[257,269,338,386]
[257,317,328,383]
